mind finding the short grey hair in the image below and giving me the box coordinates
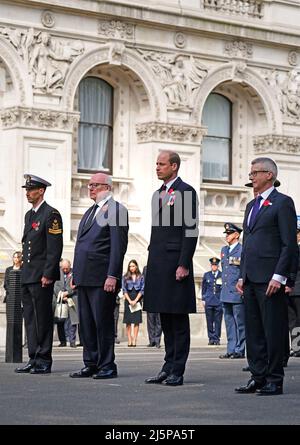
[61,259,71,267]
[252,157,278,181]
[106,176,113,188]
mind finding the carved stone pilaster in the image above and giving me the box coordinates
[253,135,300,154]
[136,122,206,144]
[0,107,80,131]
[98,20,135,41]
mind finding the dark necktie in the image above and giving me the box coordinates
[159,184,167,209]
[248,195,263,229]
[84,204,98,229]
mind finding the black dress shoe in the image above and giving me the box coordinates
[214,341,220,345]
[155,344,161,349]
[15,362,34,373]
[256,382,283,396]
[242,366,250,372]
[147,343,155,347]
[165,374,183,386]
[219,353,233,359]
[145,371,168,384]
[235,379,265,393]
[231,353,245,359]
[69,366,97,378]
[208,340,215,345]
[58,343,66,347]
[93,369,118,379]
[30,364,51,374]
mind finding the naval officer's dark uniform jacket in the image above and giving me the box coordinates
[22,201,63,366]
[201,270,223,343]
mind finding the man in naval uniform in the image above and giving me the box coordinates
[201,257,223,345]
[15,174,63,374]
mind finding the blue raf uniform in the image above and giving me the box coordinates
[201,257,223,345]
[220,222,245,359]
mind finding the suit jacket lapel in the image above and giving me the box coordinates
[160,177,182,211]
[80,199,111,237]
[250,189,278,230]
[79,205,95,237]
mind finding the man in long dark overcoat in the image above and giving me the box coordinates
[144,150,199,386]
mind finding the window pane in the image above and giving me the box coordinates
[78,124,112,171]
[79,77,113,125]
[202,94,231,138]
[78,76,113,172]
[202,137,230,181]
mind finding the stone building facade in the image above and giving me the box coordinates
[1,0,300,292]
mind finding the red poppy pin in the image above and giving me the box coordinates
[167,188,176,206]
[32,221,40,231]
[263,200,272,207]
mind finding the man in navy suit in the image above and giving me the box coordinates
[144,150,199,386]
[201,257,223,346]
[235,157,298,395]
[70,173,128,379]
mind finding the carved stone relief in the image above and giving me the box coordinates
[98,20,135,41]
[108,41,125,65]
[253,134,300,154]
[224,41,253,58]
[0,27,84,95]
[174,32,186,49]
[264,69,300,122]
[137,50,208,110]
[41,10,55,28]
[136,122,205,144]
[288,51,298,67]
[0,106,80,130]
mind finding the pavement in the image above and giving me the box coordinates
[1,342,300,426]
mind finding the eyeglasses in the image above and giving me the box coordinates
[248,170,269,178]
[87,183,108,190]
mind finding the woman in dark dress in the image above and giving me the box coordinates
[4,251,22,303]
[122,259,144,347]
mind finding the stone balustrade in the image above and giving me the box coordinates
[71,174,133,208]
[201,183,249,217]
[202,0,264,19]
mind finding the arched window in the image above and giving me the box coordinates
[78,77,113,173]
[202,93,232,183]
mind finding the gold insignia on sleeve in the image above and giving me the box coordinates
[48,218,62,235]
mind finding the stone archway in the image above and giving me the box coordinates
[62,44,166,122]
[0,37,32,107]
[192,62,282,134]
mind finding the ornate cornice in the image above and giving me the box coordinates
[253,134,300,154]
[0,107,80,131]
[136,122,206,144]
